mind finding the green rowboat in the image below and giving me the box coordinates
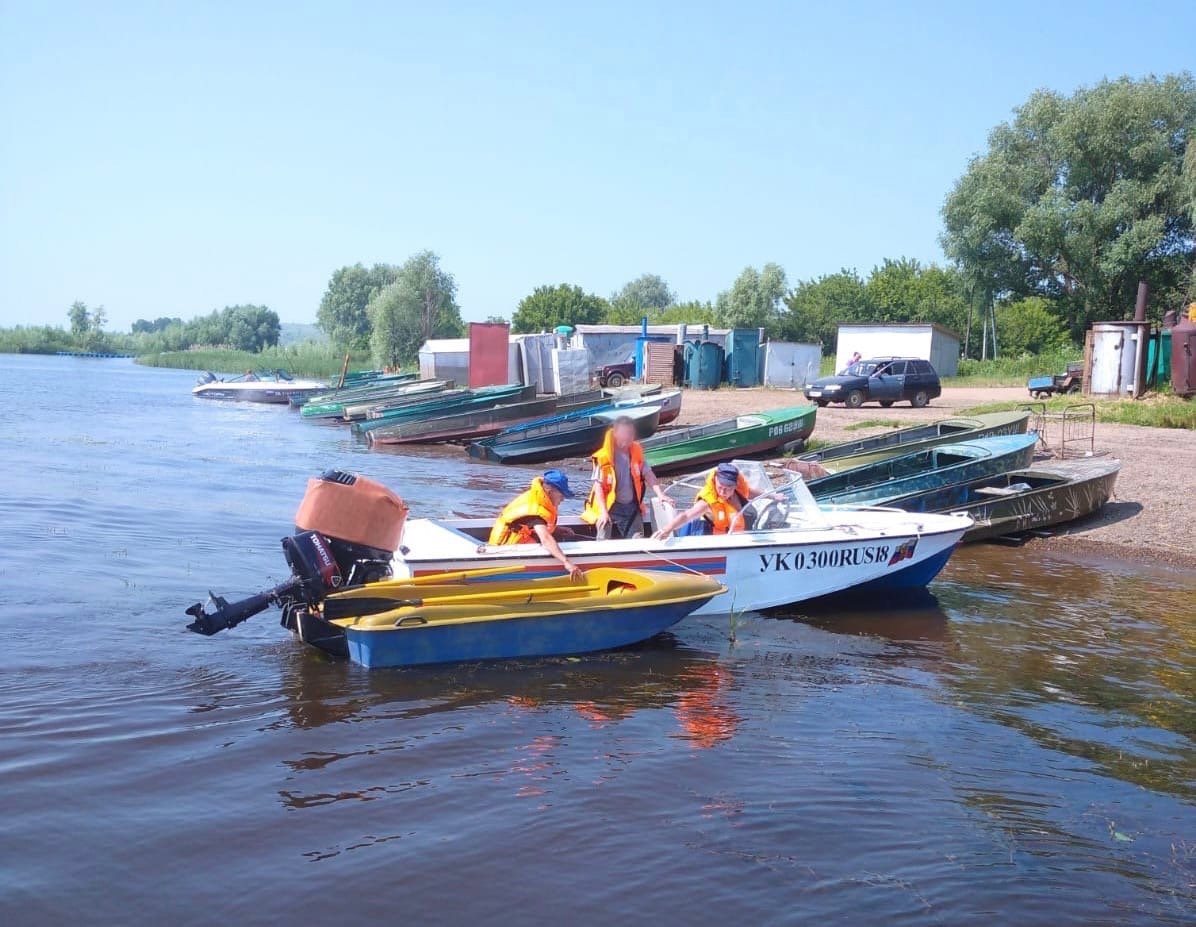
[641,405,817,475]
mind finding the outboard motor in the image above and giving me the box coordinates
[185,471,408,636]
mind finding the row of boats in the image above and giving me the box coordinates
[186,406,1119,668]
[276,371,822,471]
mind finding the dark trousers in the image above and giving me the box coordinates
[597,501,644,539]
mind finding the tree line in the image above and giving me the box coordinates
[0,303,282,356]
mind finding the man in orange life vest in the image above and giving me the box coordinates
[652,462,779,539]
[581,416,673,539]
[488,469,584,580]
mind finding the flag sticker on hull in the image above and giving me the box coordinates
[888,538,918,566]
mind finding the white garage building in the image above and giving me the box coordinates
[834,323,961,377]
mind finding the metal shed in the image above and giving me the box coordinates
[761,341,823,388]
[834,323,961,377]
[418,338,521,386]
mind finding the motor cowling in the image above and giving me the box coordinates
[185,471,408,636]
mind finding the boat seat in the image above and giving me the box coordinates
[974,483,1031,497]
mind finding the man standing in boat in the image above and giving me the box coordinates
[489,469,584,580]
[582,416,673,539]
[653,462,778,538]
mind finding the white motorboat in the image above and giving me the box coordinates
[192,370,327,404]
[391,463,972,615]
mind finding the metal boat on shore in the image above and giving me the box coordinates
[804,434,1040,505]
[796,410,1032,472]
[888,457,1121,542]
[640,405,817,474]
[467,404,662,464]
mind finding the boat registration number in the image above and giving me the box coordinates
[767,420,806,438]
[758,544,892,572]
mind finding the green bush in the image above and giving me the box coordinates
[995,297,1072,355]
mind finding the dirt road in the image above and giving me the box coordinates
[672,386,1196,561]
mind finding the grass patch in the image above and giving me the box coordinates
[962,394,1196,430]
[945,350,1081,387]
[843,418,907,432]
[136,345,376,378]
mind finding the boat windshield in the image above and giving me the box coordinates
[658,459,828,530]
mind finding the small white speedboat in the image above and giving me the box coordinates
[192,370,327,404]
[391,463,972,616]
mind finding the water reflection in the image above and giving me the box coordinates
[268,635,742,812]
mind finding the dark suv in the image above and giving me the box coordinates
[804,357,942,409]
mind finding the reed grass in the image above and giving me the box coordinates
[135,344,376,378]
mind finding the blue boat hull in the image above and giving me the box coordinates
[343,600,702,668]
[855,546,954,590]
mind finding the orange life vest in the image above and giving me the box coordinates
[488,478,559,545]
[696,469,753,535]
[581,428,646,524]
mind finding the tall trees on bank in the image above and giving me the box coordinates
[367,251,463,368]
[942,74,1196,334]
[316,263,400,351]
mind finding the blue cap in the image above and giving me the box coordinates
[541,469,574,498]
[715,462,740,485]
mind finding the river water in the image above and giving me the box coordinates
[0,354,1192,926]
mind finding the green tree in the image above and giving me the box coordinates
[995,297,1073,355]
[943,74,1196,332]
[368,251,463,367]
[68,301,90,336]
[511,284,608,333]
[654,300,719,327]
[610,273,675,316]
[781,270,869,350]
[716,263,787,332]
[864,258,970,334]
[317,263,400,350]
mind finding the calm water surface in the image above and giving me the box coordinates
[1,355,1192,926]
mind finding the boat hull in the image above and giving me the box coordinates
[799,411,1032,472]
[193,382,325,403]
[891,458,1120,542]
[394,509,970,616]
[643,406,816,474]
[343,598,702,668]
[469,406,661,464]
[807,435,1040,506]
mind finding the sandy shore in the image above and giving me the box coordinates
[671,385,1196,563]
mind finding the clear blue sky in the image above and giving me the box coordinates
[2,1,1193,329]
